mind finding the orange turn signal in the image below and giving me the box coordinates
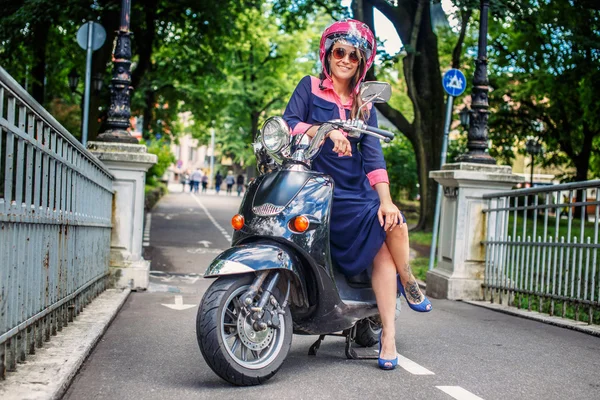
[293,215,310,233]
[231,214,245,230]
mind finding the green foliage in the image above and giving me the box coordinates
[144,139,176,186]
[487,0,600,181]
[382,134,418,201]
[190,9,330,167]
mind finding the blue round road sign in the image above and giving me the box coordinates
[442,69,467,97]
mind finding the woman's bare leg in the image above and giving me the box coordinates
[386,224,425,304]
[371,242,398,363]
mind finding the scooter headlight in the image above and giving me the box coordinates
[260,117,290,155]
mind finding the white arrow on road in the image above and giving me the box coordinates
[183,275,200,284]
[161,295,196,311]
[160,275,175,282]
[198,240,212,248]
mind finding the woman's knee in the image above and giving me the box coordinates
[386,222,408,243]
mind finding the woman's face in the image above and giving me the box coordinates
[328,42,361,83]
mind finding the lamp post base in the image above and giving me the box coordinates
[455,152,496,165]
[96,129,138,144]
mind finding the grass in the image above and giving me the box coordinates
[406,229,434,283]
[411,256,431,282]
[502,213,598,244]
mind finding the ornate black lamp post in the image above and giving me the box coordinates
[456,0,496,164]
[96,0,137,143]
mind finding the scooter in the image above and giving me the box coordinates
[196,82,399,386]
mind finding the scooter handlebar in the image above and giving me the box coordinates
[365,126,395,140]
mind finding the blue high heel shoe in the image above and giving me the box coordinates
[398,276,432,312]
[378,331,398,370]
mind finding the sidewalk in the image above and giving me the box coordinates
[0,289,130,400]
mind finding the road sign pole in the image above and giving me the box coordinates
[429,94,455,271]
[82,21,94,146]
[429,68,467,271]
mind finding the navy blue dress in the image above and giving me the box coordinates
[283,75,398,276]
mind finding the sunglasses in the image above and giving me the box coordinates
[332,47,361,64]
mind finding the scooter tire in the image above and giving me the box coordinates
[196,275,293,386]
[354,318,382,348]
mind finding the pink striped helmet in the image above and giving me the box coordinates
[319,19,376,91]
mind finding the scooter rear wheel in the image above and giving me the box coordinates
[196,275,293,386]
[354,318,382,347]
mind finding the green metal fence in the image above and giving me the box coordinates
[0,66,114,378]
[483,180,600,324]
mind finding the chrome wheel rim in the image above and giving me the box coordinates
[220,285,286,369]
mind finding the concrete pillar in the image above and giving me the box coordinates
[426,163,524,300]
[87,142,157,290]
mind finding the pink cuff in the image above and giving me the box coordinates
[291,122,312,136]
[367,169,389,187]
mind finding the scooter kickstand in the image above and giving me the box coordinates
[308,335,326,356]
[345,325,378,360]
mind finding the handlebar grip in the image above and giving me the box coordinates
[367,126,395,139]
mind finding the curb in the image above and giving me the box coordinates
[0,288,131,400]
[463,300,600,338]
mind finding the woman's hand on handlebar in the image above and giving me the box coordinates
[328,130,352,157]
[377,200,404,232]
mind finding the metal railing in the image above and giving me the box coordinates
[482,180,600,324]
[0,67,114,378]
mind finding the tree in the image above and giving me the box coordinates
[0,0,246,141]
[487,0,600,185]
[189,8,328,167]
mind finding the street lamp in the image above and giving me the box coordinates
[68,68,103,95]
[525,137,542,187]
[456,0,496,164]
[96,0,138,143]
[68,68,80,93]
[92,72,104,93]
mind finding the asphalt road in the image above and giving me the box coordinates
[63,189,600,400]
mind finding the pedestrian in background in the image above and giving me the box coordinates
[181,172,190,192]
[215,171,223,194]
[225,171,235,195]
[201,174,208,193]
[191,168,203,193]
[236,174,245,197]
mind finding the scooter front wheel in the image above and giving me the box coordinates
[196,275,292,386]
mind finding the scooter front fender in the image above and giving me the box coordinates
[204,243,303,283]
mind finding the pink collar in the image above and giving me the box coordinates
[319,77,353,108]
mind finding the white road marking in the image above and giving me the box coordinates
[161,295,196,311]
[190,193,232,243]
[436,386,484,400]
[182,275,200,284]
[186,248,224,255]
[397,353,435,375]
[198,240,212,247]
[373,351,435,375]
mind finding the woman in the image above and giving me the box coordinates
[283,19,431,370]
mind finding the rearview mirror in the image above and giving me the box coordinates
[360,82,392,104]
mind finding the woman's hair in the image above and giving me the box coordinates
[319,46,370,121]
